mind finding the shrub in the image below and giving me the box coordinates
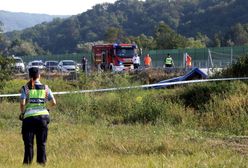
[219,54,248,77]
[0,56,14,89]
[200,92,248,135]
[179,82,239,111]
[1,69,247,135]
[77,72,133,89]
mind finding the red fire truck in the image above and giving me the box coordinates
[92,43,137,71]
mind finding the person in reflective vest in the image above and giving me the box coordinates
[144,54,152,68]
[19,67,56,165]
[186,53,192,68]
[164,53,174,67]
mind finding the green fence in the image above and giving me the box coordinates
[20,45,248,68]
[143,45,248,68]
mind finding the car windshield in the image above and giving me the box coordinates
[63,61,75,66]
[32,62,43,66]
[46,62,58,66]
[15,58,23,63]
[116,48,135,58]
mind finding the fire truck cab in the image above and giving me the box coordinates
[92,43,137,71]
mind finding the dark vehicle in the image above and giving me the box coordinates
[44,61,59,71]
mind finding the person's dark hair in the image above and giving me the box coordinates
[28,67,40,89]
[29,67,40,79]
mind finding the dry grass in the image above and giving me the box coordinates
[0,115,248,168]
[0,79,248,167]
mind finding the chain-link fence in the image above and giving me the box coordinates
[142,45,248,68]
[19,46,248,69]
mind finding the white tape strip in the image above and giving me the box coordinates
[0,77,248,98]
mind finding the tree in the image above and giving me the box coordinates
[187,38,205,48]
[195,32,210,46]
[154,22,188,49]
[229,23,248,45]
[5,0,248,53]
[0,56,13,89]
[0,21,9,56]
[0,21,3,32]
[212,32,223,47]
[104,27,125,43]
[127,34,155,50]
[0,21,4,55]
[9,39,38,56]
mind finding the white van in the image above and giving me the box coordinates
[13,56,25,73]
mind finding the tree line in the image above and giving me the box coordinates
[1,0,248,56]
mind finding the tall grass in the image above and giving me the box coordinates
[1,74,248,134]
[0,70,248,167]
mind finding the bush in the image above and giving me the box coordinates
[179,82,239,110]
[220,55,248,77]
[78,72,133,89]
[0,56,14,89]
[1,71,247,135]
[200,88,248,135]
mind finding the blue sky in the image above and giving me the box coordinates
[0,0,117,15]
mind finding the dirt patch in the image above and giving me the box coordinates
[130,68,185,84]
[209,136,248,155]
[225,137,248,155]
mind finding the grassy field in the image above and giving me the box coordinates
[1,121,248,168]
[0,70,248,167]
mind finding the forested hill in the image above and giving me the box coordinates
[179,0,248,37]
[0,10,69,32]
[5,0,248,54]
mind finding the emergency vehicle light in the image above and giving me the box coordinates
[113,43,137,49]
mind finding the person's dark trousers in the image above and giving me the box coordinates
[22,115,49,165]
[134,64,139,69]
[82,65,86,72]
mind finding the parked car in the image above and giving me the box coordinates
[13,56,25,73]
[58,60,79,72]
[26,60,45,71]
[44,61,59,71]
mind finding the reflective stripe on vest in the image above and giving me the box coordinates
[24,84,49,119]
[165,57,173,65]
[24,109,49,118]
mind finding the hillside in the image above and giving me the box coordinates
[179,0,248,37]
[0,10,69,32]
[5,0,248,54]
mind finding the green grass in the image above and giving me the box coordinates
[0,119,247,168]
[0,72,248,167]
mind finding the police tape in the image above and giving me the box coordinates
[0,77,248,98]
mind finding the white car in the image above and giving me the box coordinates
[26,60,45,71]
[58,60,79,72]
[13,56,25,73]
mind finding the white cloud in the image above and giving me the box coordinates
[0,0,117,15]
